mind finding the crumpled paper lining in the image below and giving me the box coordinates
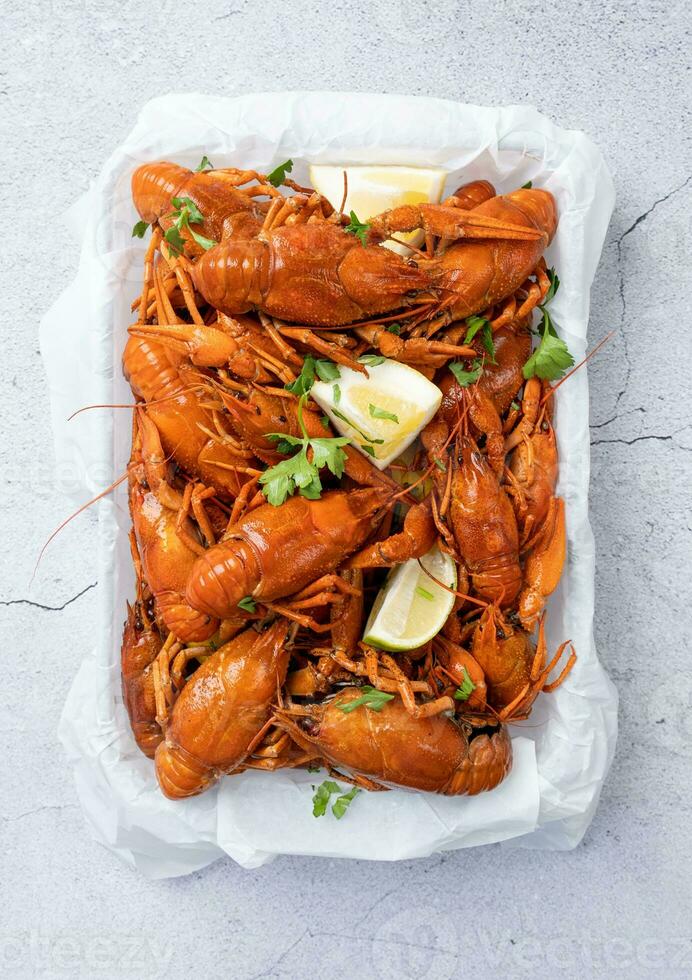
[41,92,618,876]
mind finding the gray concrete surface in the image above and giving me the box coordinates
[2,1,691,977]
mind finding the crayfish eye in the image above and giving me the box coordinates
[278,415,287,423]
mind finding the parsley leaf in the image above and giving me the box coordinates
[195,155,214,171]
[464,316,495,363]
[336,685,395,714]
[386,322,402,335]
[522,310,574,380]
[312,780,341,817]
[320,415,330,430]
[345,210,371,246]
[164,196,217,256]
[358,354,386,367]
[543,267,560,304]
[449,359,482,388]
[315,359,341,383]
[237,596,257,613]
[132,220,149,238]
[454,667,476,702]
[369,403,399,424]
[463,315,488,344]
[164,223,186,257]
[267,158,293,187]
[285,356,317,396]
[521,180,533,189]
[260,395,350,506]
[332,786,360,819]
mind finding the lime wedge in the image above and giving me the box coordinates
[363,544,456,651]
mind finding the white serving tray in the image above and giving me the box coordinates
[40,92,618,876]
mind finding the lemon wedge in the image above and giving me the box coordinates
[309,164,447,255]
[363,544,456,652]
[311,358,441,470]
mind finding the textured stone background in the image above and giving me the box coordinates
[2,1,691,977]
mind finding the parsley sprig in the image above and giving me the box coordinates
[132,219,149,239]
[237,596,257,613]
[195,155,214,172]
[449,358,483,388]
[267,158,293,187]
[163,196,217,257]
[345,210,371,246]
[285,355,341,396]
[259,394,350,506]
[522,269,574,381]
[464,316,496,363]
[312,780,361,819]
[336,686,395,714]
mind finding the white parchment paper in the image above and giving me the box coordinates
[40,92,618,876]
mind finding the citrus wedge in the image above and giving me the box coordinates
[311,358,441,470]
[309,164,447,255]
[363,544,457,652]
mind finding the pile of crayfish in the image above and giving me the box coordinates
[121,157,577,805]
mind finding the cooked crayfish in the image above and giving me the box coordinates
[113,158,580,809]
[274,691,512,795]
[155,620,291,799]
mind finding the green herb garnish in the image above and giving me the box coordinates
[464,316,496,363]
[358,354,386,367]
[312,780,341,817]
[345,210,371,245]
[267,159,293,187]
[164,196,217,256]
[195,155,214,171]
[369,403,399,424]
[386,323,402,335]
[260,395,350,506]
[132,220,149,238]
[336,685,395,714]
[315,359,341,383]
[312,780,360,819]
[237,596,257,613]
[286,356,340,396]
[522,270,572,381]
[522,312,574,381]
[414,586,434,601]
[521,180,532,189]
[333,383,341,405]
[331,408,384,445]
[453,667,476,702]
[449,359,482,388]
[332,786,360,819]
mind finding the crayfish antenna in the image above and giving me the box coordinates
[539,330,614,406]
[32,470,129,582]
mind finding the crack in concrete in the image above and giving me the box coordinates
[591,434,680,448]
[0,581,96,612]
[590,406,646,430]
[617,174,692,244]
[3,803,78,823]
[612,174,692,413]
